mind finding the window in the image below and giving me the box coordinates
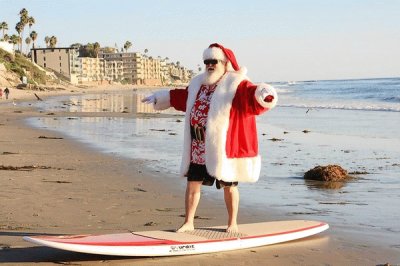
[44,63,46,67]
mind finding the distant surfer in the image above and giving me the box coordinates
[142,43,278,233]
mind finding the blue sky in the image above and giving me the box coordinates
[1,0,399,82]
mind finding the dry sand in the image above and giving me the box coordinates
[0,88,398,265]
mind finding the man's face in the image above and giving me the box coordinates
[203,59,226,85]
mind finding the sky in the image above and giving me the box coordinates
[0,0,399,82]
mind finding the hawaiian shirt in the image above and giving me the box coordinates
[189,84,217,164]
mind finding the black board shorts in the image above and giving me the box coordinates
[186,163,238,190]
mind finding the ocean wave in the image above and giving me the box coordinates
[274,87,293,94]
[279,103,400,112]
[383,96,400,103]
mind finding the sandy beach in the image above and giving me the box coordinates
[0,87,399,265]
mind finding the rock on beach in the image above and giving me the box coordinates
[304,164,351,182]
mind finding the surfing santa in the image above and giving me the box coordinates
[142,43,278,233]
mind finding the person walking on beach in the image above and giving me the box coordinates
[4,87,10,100]
[142,43,278,233]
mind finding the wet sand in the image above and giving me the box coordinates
[0,89,399,265]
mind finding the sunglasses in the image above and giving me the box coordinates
[204,59,219,65]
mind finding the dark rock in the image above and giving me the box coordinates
[304,165,351,181]
[269,138,283,142]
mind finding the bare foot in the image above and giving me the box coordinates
[226,224,238,233]
[176,223,194,233]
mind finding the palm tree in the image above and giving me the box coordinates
[25,37,31,54]
[0,21,8,40]
[93,42,100,57]
[30,31,37,49]
[124,41,132,52]
[9,34,19,50]
[144,48,148,57]
[44,36,50,47]
[28,16,35,35]
[15,22,24,52]
[18,8,29,53]
[3,34,9,42]
[19,8,28,18]
[49,36,57,48]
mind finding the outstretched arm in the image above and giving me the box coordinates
[233,80,278,115]
[141,87,188,112]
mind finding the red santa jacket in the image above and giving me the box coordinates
[153,69,277,182]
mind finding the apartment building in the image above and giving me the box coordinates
[31,47,80,80]
[78,57,105,84]
[31,47,107,84]
[32,47,193,86]
[104,60,124,82]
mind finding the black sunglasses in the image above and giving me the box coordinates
[204,59,219,65]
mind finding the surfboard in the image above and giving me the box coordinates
[23,220,328,256]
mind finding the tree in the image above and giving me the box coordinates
[9,34,20,50]
[15,22,24,52]
[0,21,8,40]
[28,16,35,35]
[144,48,148,57]
[45,36,50,47]
[123,41,132,52]
[25,37,31,54]
[3,34,9,42]
[93,42,100,57]
[30,31,37,49]
[49,36,57,48]
[19,8,28,18]
[70,43,82,49]
[18,8,29,53]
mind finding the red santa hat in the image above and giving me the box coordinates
[203,43,240,71]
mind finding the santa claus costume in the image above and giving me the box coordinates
[151,43,278,184]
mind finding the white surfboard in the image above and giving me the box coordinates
[23,220,328,256]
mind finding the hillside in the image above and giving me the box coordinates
[0,48,65,89]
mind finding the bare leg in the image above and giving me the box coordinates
[224,186,239,233]
[176,181,202,232]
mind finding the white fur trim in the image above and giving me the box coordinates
[179,74,204,176]
[205,71,260,182]
[216,156,261,182]
[237,66,247,75]
[180,71,262,182]
[203,47,227,61]
[153,90,171,110]
[255,83,278,109]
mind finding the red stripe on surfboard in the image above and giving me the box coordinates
[31,222,327,246]
[31,233,181,246]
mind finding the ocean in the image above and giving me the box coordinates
[25,77,400,246]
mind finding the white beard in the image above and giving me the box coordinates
[203,64,226,85]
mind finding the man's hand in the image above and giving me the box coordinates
[141,94,157,104]
[261,86,277,103]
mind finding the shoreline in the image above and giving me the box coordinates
[0,88,399,265]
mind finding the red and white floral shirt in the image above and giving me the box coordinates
[189,84,217,164]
